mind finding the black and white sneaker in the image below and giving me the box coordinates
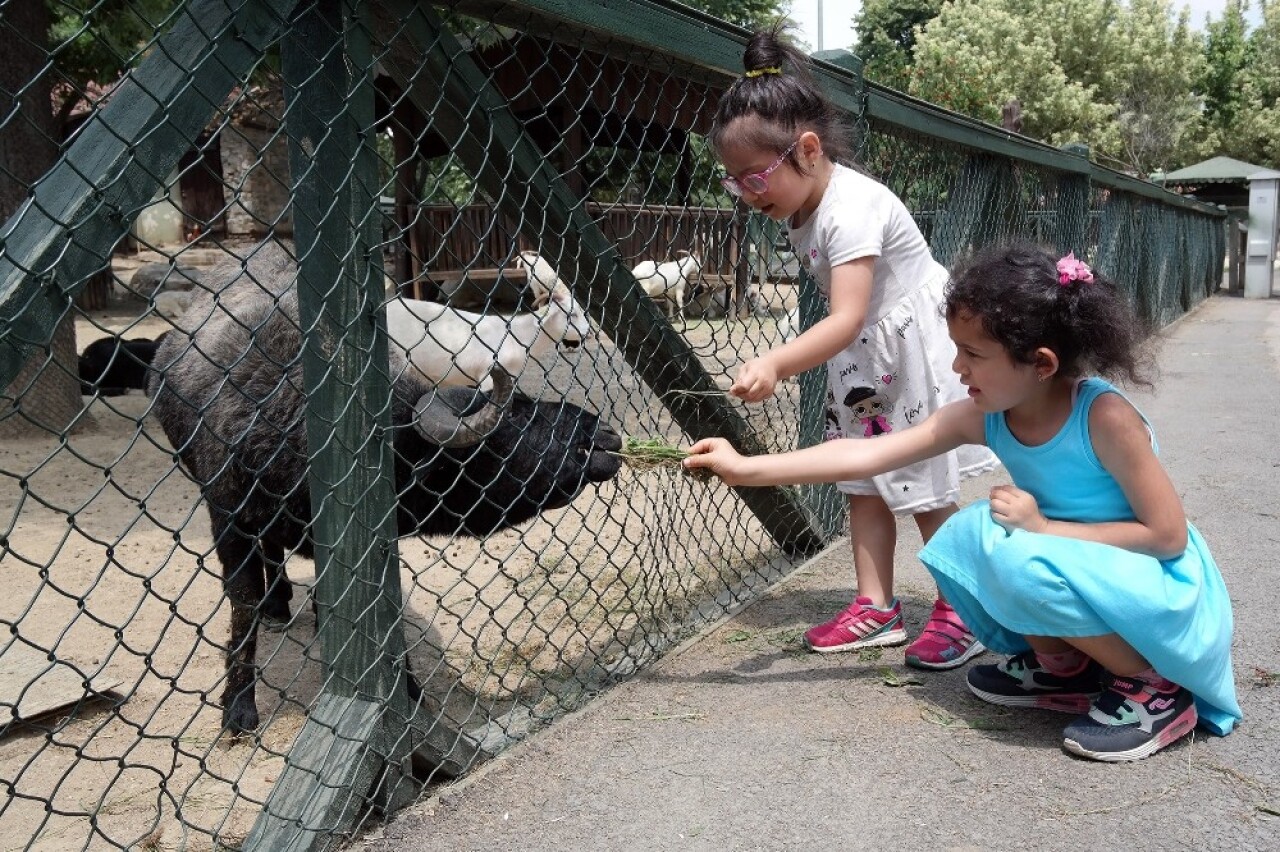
[966,649,1103,713]
[1062,674,1198,762]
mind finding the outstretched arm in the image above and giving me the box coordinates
[731,258,873,402]
[685,398,985,486]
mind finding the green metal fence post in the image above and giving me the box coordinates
[931,154,1009,267]
[797,48,863,536]
[793,266,845,536]
[1057,143,1091,256]
[247,0,415,845]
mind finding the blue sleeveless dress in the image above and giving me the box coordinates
[918,378,1241,735]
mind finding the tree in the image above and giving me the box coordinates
[1198,0,1253,135]
[1101,0,1208,175]
[0,0,81,438]
[905,0,1207,174]
[853,0,945,89]
[681,0,784,31]
[47,0,178,134]
[907,0,1111,142]
[1232,0,1280,166]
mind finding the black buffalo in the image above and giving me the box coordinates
[148,244,622,733]
[79,333,166,395]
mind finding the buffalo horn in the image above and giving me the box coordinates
[413,366,515,447]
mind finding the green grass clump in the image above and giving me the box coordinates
[613,437,710,479]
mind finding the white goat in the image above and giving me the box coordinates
[631,251,701,319]
[384,285,591,389]
[514,250,569,307]
[777,306,801,341]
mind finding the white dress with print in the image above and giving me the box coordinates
[787,164,998,513]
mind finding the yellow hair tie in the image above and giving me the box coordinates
[744,66,782,78]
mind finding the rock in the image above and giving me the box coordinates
[153,290,194,319]
[127,263,203,300]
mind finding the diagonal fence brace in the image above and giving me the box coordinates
[0,0,300,387]
[372,0,827,558]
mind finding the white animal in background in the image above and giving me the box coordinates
[515,250,570,307]
[777,306,801,341]
[384,285,592,389]
[630,250,702,319]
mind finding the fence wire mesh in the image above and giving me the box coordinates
[0,0,1225,849]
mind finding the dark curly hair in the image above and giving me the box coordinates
[707,22,854,169]
[944,242,1155,388]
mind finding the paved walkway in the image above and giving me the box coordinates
[354,293,1280,852]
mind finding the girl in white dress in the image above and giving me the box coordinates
[708,24,998,668]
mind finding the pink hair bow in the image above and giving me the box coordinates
[1057,252,1094,286]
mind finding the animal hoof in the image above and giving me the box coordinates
[260,614,290,632]
[222,695,260,735]
[259,597,292,631]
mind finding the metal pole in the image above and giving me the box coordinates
[816,0,824,51]
[1244,173,1279,299]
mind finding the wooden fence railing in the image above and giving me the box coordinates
[401,200,751,308]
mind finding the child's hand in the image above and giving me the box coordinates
[989,484,1048,534]
[683,438,749,485]
[730,357,779,403]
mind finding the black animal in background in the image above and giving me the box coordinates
[78,333,168,396]
[148,243,624,734]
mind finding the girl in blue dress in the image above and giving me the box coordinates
[684,242,1240,762]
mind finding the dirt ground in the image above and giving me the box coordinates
[0,254,805,851]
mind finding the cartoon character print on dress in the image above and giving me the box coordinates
[823,387,844,441]
[799,246,819,273]
[844,384,894,437]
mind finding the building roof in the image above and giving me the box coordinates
[1161,155,1273,184]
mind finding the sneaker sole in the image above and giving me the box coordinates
[905,640,987,671]
[805,627,909,654]
[967,681,1099,714]
[1062,707,1198,762]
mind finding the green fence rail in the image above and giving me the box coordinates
[0,0,1225,849]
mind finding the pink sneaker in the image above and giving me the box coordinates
[803,596,908,653]
[904,599,986,670]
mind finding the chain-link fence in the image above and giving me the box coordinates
[0,0,1225,849]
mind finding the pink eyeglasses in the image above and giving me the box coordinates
[720,140,799,197]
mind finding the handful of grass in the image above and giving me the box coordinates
[613,437,711,479]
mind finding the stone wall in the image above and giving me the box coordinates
[221,83,293,237]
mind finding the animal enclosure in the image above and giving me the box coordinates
[0,1,1225,850]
